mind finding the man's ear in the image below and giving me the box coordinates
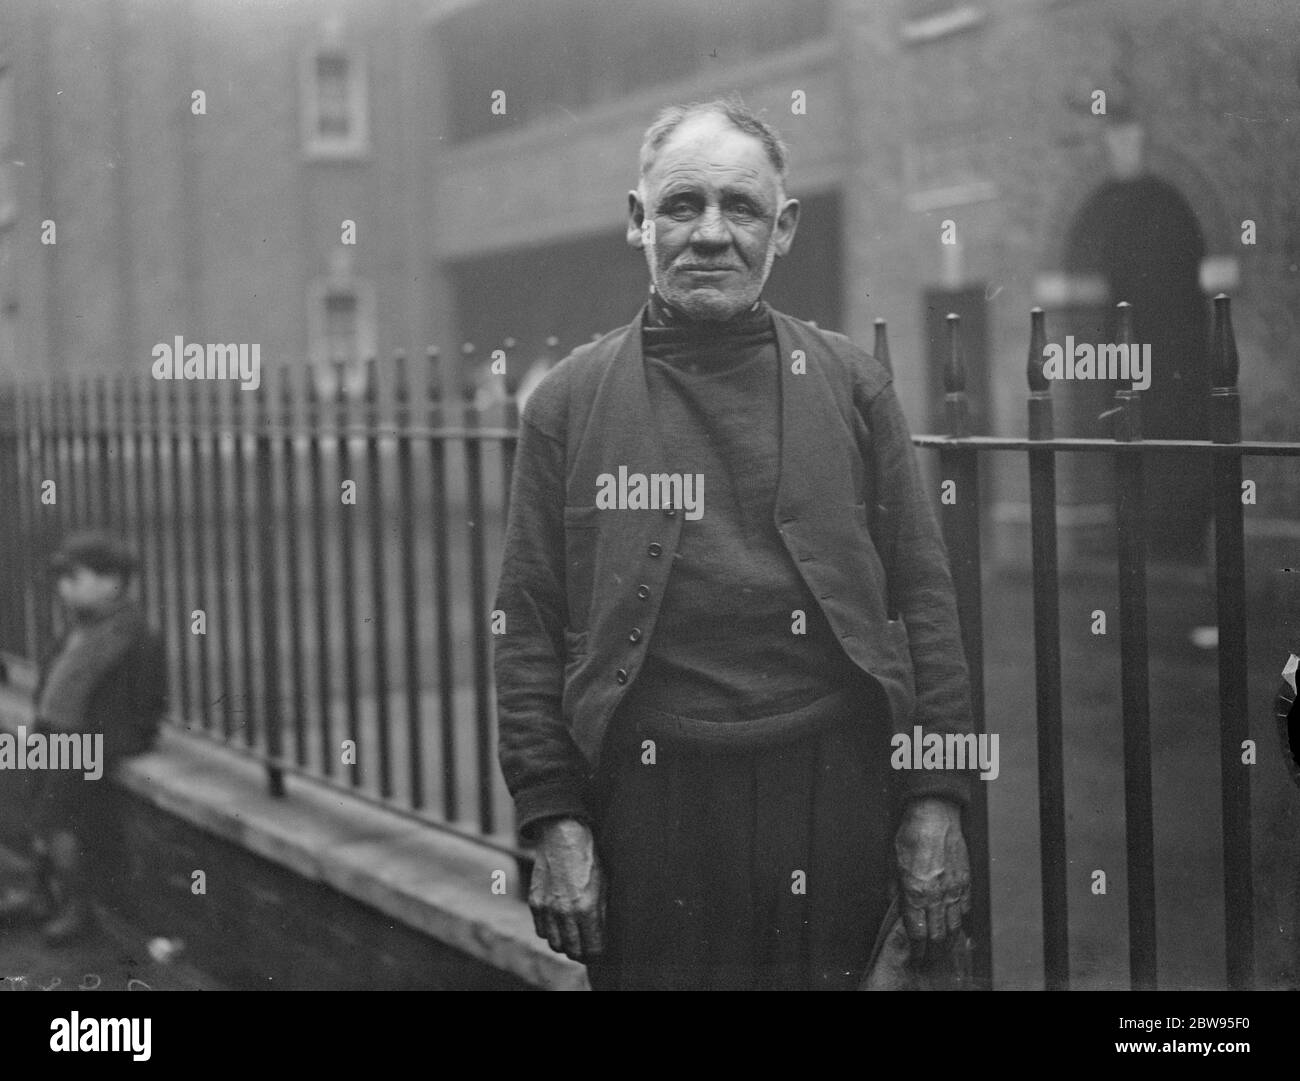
[772,197,800,258]
[627,190,647,250]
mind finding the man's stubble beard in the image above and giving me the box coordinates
[645,228,780,323]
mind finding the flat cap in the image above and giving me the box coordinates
[49,531,141,579]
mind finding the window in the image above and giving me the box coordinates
[300,45,370,158]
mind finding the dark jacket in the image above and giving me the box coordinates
[493,303,974,835]
[32,623,168,765]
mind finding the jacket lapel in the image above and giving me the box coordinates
[773,312,848,522]
[580,302,675,485]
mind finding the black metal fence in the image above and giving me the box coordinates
[904,292,1299,992]
[0,348,535,859]
[0,293,1293,990]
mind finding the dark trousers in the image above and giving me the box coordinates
[586,693,894,991]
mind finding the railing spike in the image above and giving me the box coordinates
[393,349,409,404]
[333,359,348,404]
[873,318,892,375]
[1115,300,1135,346]
[1027,307,1049,393]
[944,313,970,438]
[1107,301,1141,440]
[943,312,965,395]
[460,342,477,404]
[1210,293,1238,389]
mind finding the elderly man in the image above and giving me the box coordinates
[493,98,975,991]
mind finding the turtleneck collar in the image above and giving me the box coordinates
[643,287,771,337]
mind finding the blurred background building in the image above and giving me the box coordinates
[1,0,1298,568]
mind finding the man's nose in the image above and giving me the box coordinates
[689,206,730,247]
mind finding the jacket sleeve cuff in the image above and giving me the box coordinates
[514,780,592,842]
[897,768,974,811]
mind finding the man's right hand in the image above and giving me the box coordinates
[529,817,605,963]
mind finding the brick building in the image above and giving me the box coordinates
[1,0,1297,567]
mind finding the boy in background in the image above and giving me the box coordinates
[0,532,166,944]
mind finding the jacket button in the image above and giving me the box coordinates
[636,584,650,599]
[615,668,629,684]
[628,627,642,642]
[647,542,663,557]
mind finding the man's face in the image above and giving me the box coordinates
[628,113,799,322]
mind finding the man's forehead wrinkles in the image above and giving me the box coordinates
[651,163,772,198]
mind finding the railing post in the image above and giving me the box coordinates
[230,376,256,750]
[209,373,234,740]
[365,355,394,800]
[0,380,20,663]
[1209,292,1253,990]
[335,359,362,787]
[148,375,173,691]
[306,364,335,776]
[187,378,211,732]
[873,317,892,376]
[427,346,458,821]
[278,367,303,759]
[254,373,285,797]
[935,311,992,988]
[169,377,192,724]
[94,376,112,533]
[1027,306,1068,990]
[129,376,150,636]
[462,342,495,835]
[394,350,425,810]
[1108,300,1157,990]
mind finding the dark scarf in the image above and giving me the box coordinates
[36,596,146,732]
[641,288,775,363]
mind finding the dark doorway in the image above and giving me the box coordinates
[1061,176,1210,561]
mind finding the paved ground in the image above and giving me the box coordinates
[0,846,226,992]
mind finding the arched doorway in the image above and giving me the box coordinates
[1061,176,1210,561]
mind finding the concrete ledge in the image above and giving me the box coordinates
[0,682,588,991]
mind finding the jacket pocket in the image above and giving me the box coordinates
[563,505,600,632]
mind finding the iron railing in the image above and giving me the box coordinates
[904,293,1297,992]
[0,348,538,862]
[0,292,1292,990]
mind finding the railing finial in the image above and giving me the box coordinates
[943,312,965,395]
[873,318,892,375]
[943,313,970,438]
[1210,293,1239,390]
[460,342,477,405]
[1027,307,1049,393]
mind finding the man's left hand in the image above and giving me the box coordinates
[893,797,970,961]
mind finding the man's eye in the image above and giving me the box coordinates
[665,202,695,219]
